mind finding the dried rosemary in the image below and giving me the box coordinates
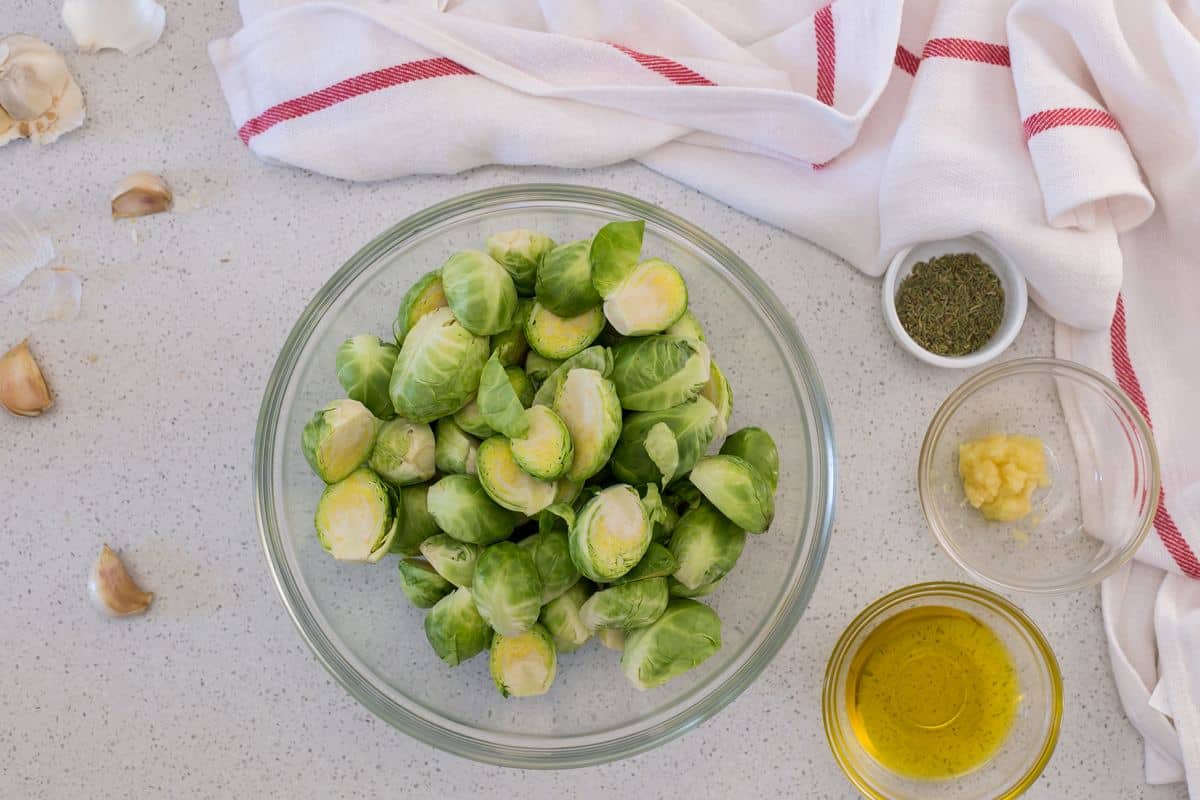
[895,252,1004,356]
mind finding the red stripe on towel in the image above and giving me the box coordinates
[921,38,1010,67]
[894,45,921,76]
[609,43,716,86]
[1111,295,1200,578]
[1022,107,1120,141]
[815,4,837,106]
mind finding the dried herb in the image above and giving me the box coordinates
[895,253,1004,356]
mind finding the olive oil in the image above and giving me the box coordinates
[846,606,1019,779]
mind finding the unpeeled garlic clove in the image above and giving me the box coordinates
[0,339,53,416]
[62,0,166,57]
[88,544,154,617]
[0,35,86,147]
[111,172,172,219]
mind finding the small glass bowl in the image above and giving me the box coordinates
[919,357,1159,594]
[823,582,1063,800]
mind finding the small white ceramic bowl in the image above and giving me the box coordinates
[882,235,1027,369]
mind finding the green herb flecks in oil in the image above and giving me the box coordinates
[895,253,1005,357]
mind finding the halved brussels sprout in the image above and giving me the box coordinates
[669,502,746,590]
[580,577,669,631]
[453,395,494,439]
[490,623,557,698]
[368,418,435,487]
[553,368,623,483]
[397,558,454,608]
[610,336,710,411]
[524,351,561,387]
[700,360,734,442]
[665,308,705,342]
[598,628,626,651]
[393,270,447,346]
[434,417,478,475]
[610,396,718,486]
[476,353,531,440]
[720,426,779,492]
[569,484,651,582]
[621,598,721,690]
[487,229,555,296]
[471,541,543,636]
[314,467,397,563]
[668,576,720,598]
[491,298,533,367]
[390,482,441,555]
[301,398,379,484]
[336,334,399,419]
[426,474,518,545]
[441,249,518,336]
[589,219,645,297]
[419,534,480,587]
[536,239,601,317]
[611,541,678,585]
[519,528,580,603]
[389,307,489,423]
[476,437,557,516]
[510,405,573,481]
[603,258,688,336]
[524,300,605,361]
[539,580,593,654]
[532,345,613,407]
[688,455,775,534]
[425,586,491,666]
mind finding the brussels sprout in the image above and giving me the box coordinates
[598,628,626,651]
[603,258,688,336]
[336,334,399,419]
[595,322,629,349]
[536,239,601,317]
[668,576,720,598]
[476,437,558,516]
[519,528,580,603]
[393,270,447,346]
[532,345,613,407]
[427,474,518,545]
[389,307,489,423]
[491,299,533,367]
[720,426,779,492]
[621,598,721,690]
[539,581,594,653]
[510,405,573,481]
[419,534,481,587]
[553,368,623,483]
[610,396,718,486]
[506,365,535,406]
[589,219,645,297]
[669,502,747,590]
[453,396,494,439]
[524,300,606,361]
[665,308,705,342]
[434,417,479,475]
[569,484,651,582]
[472,541,543,636]
[538,502,576,535]
[490,623,557,698]
[397,558,454,608]
[700,360,734,442]
[554,478,583,506]
[368,418,435,487]
[611,541,678,585]
[666,481,704,513]
[689,455,775,534]
[524,351,561,387]
[580,577,669,631]
[424,586,491,666]
[487,229,555,296]
[390,483,441,555]
[641,484,680,543]
[301,398,380,484]
[441,249,519,336]
[475,354,530,440]
[610,336,710,411]
[314,467,397,562]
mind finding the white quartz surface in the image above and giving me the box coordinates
[1,3,1187,798]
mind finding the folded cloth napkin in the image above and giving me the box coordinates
[210,0,1200,790]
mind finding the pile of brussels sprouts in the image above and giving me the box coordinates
[301,220,780,697]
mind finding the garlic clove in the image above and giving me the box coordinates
[37,267,82,322]
[62,0,166,57]
[89,544,154,617]
[0,35,86,147]
[0,339,53,416]
[0,206,55,296]
[111,172,172,219]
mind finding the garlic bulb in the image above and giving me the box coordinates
[0,35,85,147]
[62,0,166,57]
[0,207,55,296]
[0,339,53,416]
[111,172,173,219]
[89,544,154,617]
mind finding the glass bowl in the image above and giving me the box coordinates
[823,582,1063,800]
[919,357,1158,594]
[253,184,837,767]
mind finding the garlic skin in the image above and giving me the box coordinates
[0,339,53,417]
[0,35,86,147]
[0,207,55,296]
[62,0,166,56]
[37,267,82,322]
[89,544,154,617]
[111,172,173,219]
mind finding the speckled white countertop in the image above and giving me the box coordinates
[1,3,1187,799]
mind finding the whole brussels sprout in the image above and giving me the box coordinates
[476,354,531,440]
[539,580,594,654]
[700,360,734,443]
[301,398,380,484]
[336,334,399,419]
[486,229,555,296]
[434,417,479,475]
[389,306,489,423]
[390,482,441,555]
[491,298,533,367]
[393,270,447,346]
[603,258,688,336]
[610,396,718,487]
[569,484,651,582]
[620,598,721,690]
[641,484,679,543]
[425,586,491,666]
[536,239,601,317]
[524,351,561,387]
[688,455,775,534]
[611,541,678,585]
[589,219,645,297]
[490,623,557,698]
[668,576,720,598]
[476,437,558,516]
[610,336,711,411]
[419,534,480,587]
[441,249,519,336]
[471,542,543,636]
[665,308,705,342]
[510,405,573,481]
[397,558,454,608]
[519,528,580,604]
[580,577,670,631]
[368,418,435,487]
[532,345,613,407]
[537,502,575,536]
[554,477,583,506]
[553,368,623,483]
[720,427,779,492]
[524,300,606,361]
[598,628,626,651]
[669,502,746,591]
[314,467,397,562]
[427,474,518,545]
[453,395,494,439]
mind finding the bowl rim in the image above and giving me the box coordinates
[918,356,1160,595]
[822,581,1064,800]
[253,183,838,768]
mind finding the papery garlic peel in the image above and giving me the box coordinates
[0,339,53,416]
[111,172,172,219]
[89,544,154,617]
[0,35,85,147]
[62,0,166,57]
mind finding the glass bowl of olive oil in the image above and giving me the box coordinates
[823,582,1062,800]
